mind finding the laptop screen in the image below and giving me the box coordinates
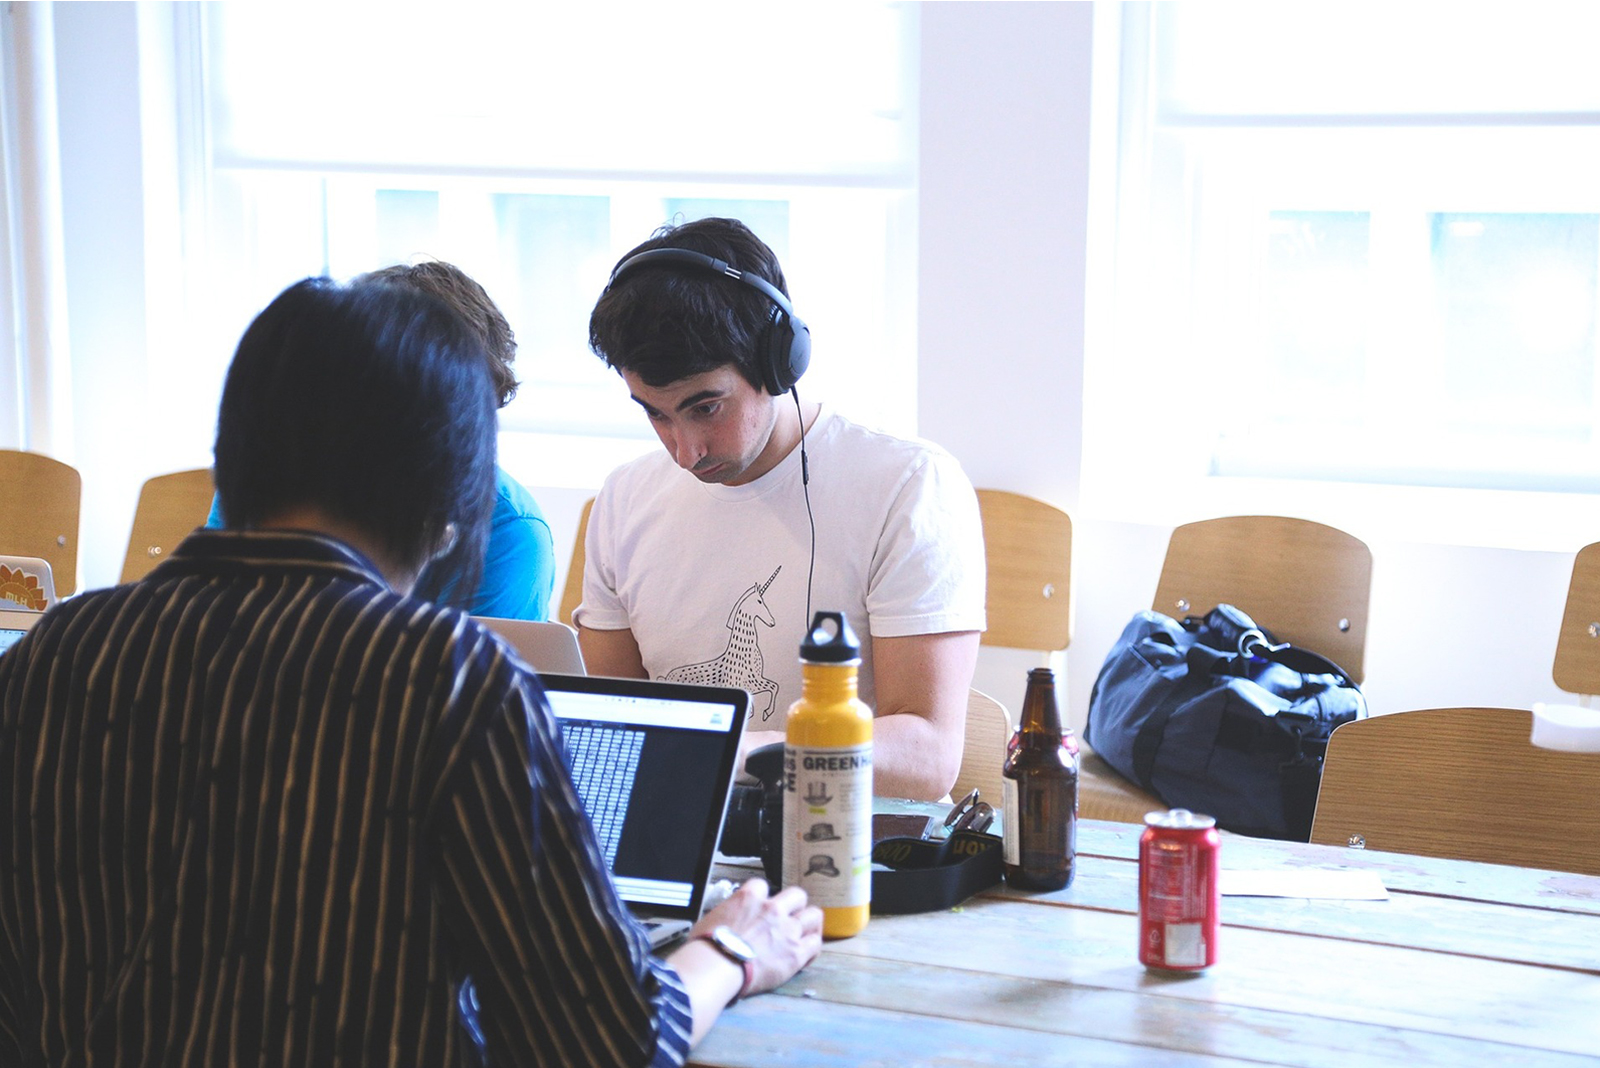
[0,609,43,658]
[0,628,27,657]
[538,673,748,922]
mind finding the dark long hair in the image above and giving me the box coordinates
[213,277,497,596]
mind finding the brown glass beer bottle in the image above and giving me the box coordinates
[1002,667,1079,891]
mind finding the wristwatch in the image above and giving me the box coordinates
[693,925,757,1005]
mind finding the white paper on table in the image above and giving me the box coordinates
[1220,868,1389,900]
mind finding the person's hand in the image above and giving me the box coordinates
[689,878,822,996]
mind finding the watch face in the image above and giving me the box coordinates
[713,925,756,962]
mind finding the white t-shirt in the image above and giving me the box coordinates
[577,408,987,728]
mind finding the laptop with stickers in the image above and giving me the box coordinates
[538,673,748,948]
[0,555,56,612]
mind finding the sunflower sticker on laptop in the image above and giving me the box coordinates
[0,563,48,611]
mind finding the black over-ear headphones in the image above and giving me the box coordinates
[606,247,812,396]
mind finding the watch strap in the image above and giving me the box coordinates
[692,931,756,1006]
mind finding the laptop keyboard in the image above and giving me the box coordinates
[561,722,645,866]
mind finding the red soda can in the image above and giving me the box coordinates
[1138,808,1219,972]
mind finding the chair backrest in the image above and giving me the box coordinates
[975,489,1072,653]
[120,468,215,583]
[953,688,1009,807]
[556,496,596,628]
[1152,515,1371,682]
[1310,707,1600,875]
[0,449,82,596]
[1553,541,1600,696]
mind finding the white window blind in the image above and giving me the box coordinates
[206,3,913,180]
[189,3,918,487]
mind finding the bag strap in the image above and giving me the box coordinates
[868,831,1003,914]
[1191,609,1357,686]
[1240,630,1354,685]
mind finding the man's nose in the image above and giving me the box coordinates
[672,429,706,470]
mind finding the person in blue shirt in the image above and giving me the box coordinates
[207,260,555,619]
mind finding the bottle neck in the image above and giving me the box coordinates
[1018,679,1064,738]
[800,660,859,702]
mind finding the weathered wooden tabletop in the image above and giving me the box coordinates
[690,819,1600,1067]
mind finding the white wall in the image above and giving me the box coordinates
[32,0,1590,734]
[917,2,1094,720]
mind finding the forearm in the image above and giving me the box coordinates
[664,880,825,1048]
[869,711,963,800]
[664,939,746,1047]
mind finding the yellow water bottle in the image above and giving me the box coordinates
[783,611,873,938]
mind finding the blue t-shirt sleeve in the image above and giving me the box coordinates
[466,471,556,621]
[468,507,555,620]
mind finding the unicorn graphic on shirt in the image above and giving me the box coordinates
[660,566,783,720]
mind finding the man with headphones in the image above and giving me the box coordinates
[579,217,986,801]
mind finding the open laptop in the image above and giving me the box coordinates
[475,617,587,675]
[539,673,749,947]
[0,607,44,658]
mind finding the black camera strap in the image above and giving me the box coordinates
[868,830,1004,915]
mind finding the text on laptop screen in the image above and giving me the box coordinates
[0,629,27,657]
[542,681,744,918]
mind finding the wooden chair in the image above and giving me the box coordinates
[953,688,1008,806]
[556,497,595,627]
[1152,515,1372,682]
[977,489,1072,654]
[1310,707,1600,875]
[120,468,214,583]
[1553,541,1600,699]
[975,489,1165,824]
[0,449,82,596]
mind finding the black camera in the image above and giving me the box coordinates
[718,742,785,885]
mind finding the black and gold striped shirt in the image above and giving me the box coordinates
[0,530,691,1067]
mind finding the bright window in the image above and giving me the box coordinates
[1091,1,1600,547]
[187,3,917,486]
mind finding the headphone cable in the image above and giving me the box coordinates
[793,386,815,629]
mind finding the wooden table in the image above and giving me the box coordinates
[691,819,1600,1066]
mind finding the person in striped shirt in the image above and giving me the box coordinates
[0,275,822,1066]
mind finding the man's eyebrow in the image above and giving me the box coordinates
[630,388,724,414]
[672,389,723,411]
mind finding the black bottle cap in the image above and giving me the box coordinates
[800,611,860,663]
